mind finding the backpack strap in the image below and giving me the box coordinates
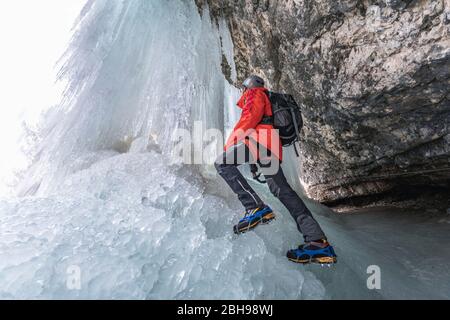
[260,90,274,125]
[290,108,301,142]
[260,115,273,125]
[293,141,300,157]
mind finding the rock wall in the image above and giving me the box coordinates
[199,0,450,209]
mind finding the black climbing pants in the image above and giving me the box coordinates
[214,143,326,242]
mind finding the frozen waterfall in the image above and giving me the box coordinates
[1,0,450,300]
[0,0,325,299]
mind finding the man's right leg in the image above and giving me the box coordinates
[259,159,337,264]
[263,165,326,242]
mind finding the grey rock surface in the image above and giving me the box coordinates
[200,0,450,208]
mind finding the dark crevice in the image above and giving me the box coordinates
[324,183,450,212]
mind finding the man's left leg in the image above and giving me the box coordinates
[214,143,275,234]
[214,143,264,211]
[260,160,337,264]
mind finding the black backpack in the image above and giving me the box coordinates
[250,91,304,184]
[260,91,303,155]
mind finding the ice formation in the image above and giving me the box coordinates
[0,0,324,299]
[1,149,327,299]
[1,0,449,300]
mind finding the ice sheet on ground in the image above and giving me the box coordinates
[0,150,325,299]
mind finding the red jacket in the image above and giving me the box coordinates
[225,87,282,161]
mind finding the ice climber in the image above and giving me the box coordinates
[214,75,337,265]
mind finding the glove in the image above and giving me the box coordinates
[249,164,266,184]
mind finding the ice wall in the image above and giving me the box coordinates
[0,150,326,299]
[0,0,325,299]
[17,0,227,196]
